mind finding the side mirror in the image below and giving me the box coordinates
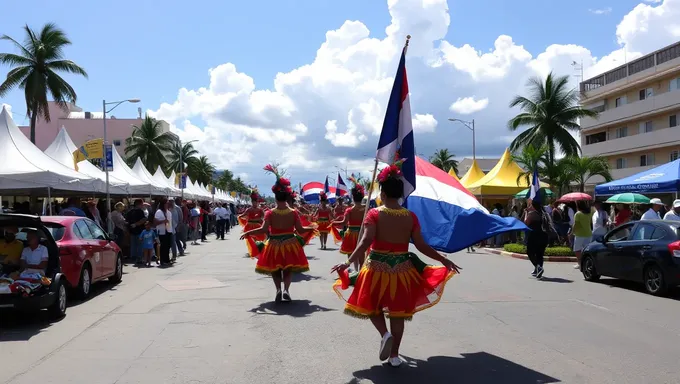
[594,235,605,243]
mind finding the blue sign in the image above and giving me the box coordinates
[180,174,187,189]
[104,144,113,171]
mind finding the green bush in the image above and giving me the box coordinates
[502,243,574,257]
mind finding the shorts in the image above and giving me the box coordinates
[573,236,591,252]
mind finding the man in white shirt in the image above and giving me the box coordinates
[591,201,609,238]
[21,230,49,275]
[213,203,230,240]
[663,199,680,221]
[641,198,664,220]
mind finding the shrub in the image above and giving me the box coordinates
[502,243,574,257]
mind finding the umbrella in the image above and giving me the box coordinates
[514,188,554,199]
[605,193,650,204]
[557,192,593,202]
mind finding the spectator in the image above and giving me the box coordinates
[641,199,664,220]
[154,197,172,266]
[663,199,680,221]
[214,203,230,240]
[59,197,86,217]
[111,202,128,245]
[168,199,182,259]
[572,201,593,270]
[591,201,609,239]
[0,226,23,267]
[126,199,147,263]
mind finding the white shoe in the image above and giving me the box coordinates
[379,332,393,361]
[388,356,403,367]
[573,264,580,269]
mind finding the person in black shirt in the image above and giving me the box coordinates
[126,199,147,263]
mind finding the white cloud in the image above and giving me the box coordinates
[589,7,613,15]
[449,97,489,115]
[151,0,680,192]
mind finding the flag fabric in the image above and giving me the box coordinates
[324,176,330,195]
[336,173,348,196]
[375,47,416,201]
[526,168,541,205]
[408,156,527,253]
[302,182,337,204]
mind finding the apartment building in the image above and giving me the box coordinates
[579,41,680,188]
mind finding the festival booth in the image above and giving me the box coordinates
[132,158,174,196]
[108,147,162,196]
[406,156,527,252]
[459,159,485,188]
[594,159,680,198]
[448,168,460,182]
[151,166,182,197]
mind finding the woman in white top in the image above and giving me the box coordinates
[591,201,609,238]
[154,198,172,266]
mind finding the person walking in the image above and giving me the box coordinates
[174,198,187,255]
[154,198,172,266]
[214,203,229,240]
[591,201,609,239]
[524,199,548,279]
[126,199,147,263]
[572,201,593,270]
[169,199,182,259]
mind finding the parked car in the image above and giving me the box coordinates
[581,220,680,295]
[0,214,68,318]
[39,216,123,299]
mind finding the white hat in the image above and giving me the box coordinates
[650,198,663,205]
[673,199,680,208]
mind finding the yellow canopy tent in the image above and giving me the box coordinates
[448,168,460,181]
[459,159,485,187]
[466,148,549,196]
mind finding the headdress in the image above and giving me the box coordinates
[377,152,406,183]
[249,185,259,201]
[319,191,328,201]
[348,174,365,195]
[263,164,293,195]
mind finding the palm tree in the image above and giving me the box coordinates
[124,115,175,172]
[188,155,216,185]
[563,156,612,192]
[0,23,88,143]
[508,72,598,167]
[429,149,458,174]
[512,144,547,187]
[166,139,198,175]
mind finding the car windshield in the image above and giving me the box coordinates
[41,223,66,241]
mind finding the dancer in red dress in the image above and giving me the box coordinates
[241,165,316,302]
[332,175,367,271]
[238,189,266,258]
[316,193,333,250]
[330,199,346,244]
[332,160,461,367]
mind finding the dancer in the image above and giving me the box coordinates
[239,189,266,258]
[332,175,366,271]
[331,159,461,367]
[331,198,346,244]
[241,164,315,302]
[316,192,333,250]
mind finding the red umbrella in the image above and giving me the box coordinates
[557,192,593,202]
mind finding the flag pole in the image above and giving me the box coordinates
[355,35,411,265]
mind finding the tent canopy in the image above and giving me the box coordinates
[459,159,485,187]
[466,148,549,196]
[132,158,171,195]
[594,159,680,195]
[151,166,181,196]
[447,168,460,182]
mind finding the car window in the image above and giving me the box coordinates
[607,224,634,242]
[631,223,656,241]
[41,223,65,241]
[74,220,94,240]
[86,220,107,240]
[650,227,667,240]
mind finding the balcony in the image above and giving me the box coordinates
[581,89,680,129]
[582,125,680,157]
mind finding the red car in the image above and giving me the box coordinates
[39,216,123,298]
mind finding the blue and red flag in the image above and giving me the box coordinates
[336,173,348,196]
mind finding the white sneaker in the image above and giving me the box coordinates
[388,356,403,367]
[379,332,393,361]
[573,264,580,269]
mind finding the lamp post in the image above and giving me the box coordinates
[103,98,140,234]
[334,166,348,179]
[448,118,476,161]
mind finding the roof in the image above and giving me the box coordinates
[466,148,549,196]
[458,158,500,173]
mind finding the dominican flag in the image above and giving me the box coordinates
[336,173,348,196]
[302,182,336,203]
[324,176,330,195]
[376,46,416,201]
[526,168,541,205]
[408,157,527,252]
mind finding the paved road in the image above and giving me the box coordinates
[2,232,680,384]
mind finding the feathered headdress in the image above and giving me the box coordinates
[263,164,293,195]
[348,174,365,195]
[249,185,259,200]
[319,191,328,201]
[377,152,406,183]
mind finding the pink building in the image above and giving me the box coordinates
[18,101,170,152]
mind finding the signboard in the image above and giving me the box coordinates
[180,174,187,189]
[104,144,113,171]
[73,138,105,171]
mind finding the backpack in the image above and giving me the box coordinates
[541,210,558,238]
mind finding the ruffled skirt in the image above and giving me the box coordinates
[339,226,360,254]
[243,222,266,258]
[255,233,310,275]
[333,251,455,320]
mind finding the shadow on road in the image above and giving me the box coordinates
[349,352,560,384]
[596,278,680,300]
[292,273,322,282]
[248,299,335,317]
[539,277,573,283]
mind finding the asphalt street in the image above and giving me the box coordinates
[2,232,680,384]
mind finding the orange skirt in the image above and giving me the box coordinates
[317,219,331,234]
[238,216,248,227]
[333,251,455,320]
[339,227,360,254]
[255,233,310,275]
[330,226,343,244]
[243,222,266,258]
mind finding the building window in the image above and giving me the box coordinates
[640,121,653,134]
[615,127,628,138]
[640,154,655,167]
[585,132,606,145]
[615,97,623,107]
[670,78,680,92]
[113,140,121,147]
[616,158,627,169]
[671,115,677,128]
[670,150,679,162]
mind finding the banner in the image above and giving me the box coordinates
[230,191,237,197]
[72,138,104,171]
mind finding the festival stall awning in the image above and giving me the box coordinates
[448,168,460,182]
[151,166,181,197]
[108,147,161,196]
[594,159,680,195]
[0,106,100,193]
[132,158,173,196]
[466,148,548,196]
[459,159,485,187]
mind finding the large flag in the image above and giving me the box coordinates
[324,176,330,195]
[408,157,527,252]
[526,168,541,205]
[336,173,348,196]
[375,45,416,201]
[302,182,337,203]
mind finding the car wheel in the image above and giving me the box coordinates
[48,282,67,319]
[644,264,667,296]
[109,253,123,284]
[77,264,92,299]
[581,255,600,282]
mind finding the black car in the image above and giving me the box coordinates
[581,220,680,295]
[0,214,68,318]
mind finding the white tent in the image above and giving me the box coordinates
[131,158,171,195]
[44,127,129,195]
[108,147,160,196]
[151,166,181,197]
[186,177,209,200]
[0,106,99,192]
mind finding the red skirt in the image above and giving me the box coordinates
[238,216,248,227]
[333,251,455,320]
[243,222,266,258]
[339,227,360,254]
[255,233,310,275]
[330,226,343,244]
[317,219,331,234]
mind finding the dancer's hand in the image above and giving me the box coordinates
[331,263,349,274]
[239,233,247,240]
[441,257,461,273]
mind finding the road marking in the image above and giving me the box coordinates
[569,299,610,312]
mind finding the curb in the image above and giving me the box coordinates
[483,248,576,263]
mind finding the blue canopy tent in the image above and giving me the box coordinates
[594,159,680,195]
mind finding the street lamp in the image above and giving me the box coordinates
[448,118,476,161]
[334,165,348,179]
[103,98,140,234]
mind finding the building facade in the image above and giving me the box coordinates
[457,158,500,177]
[579,41,680,188]
[18,101,170,152]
